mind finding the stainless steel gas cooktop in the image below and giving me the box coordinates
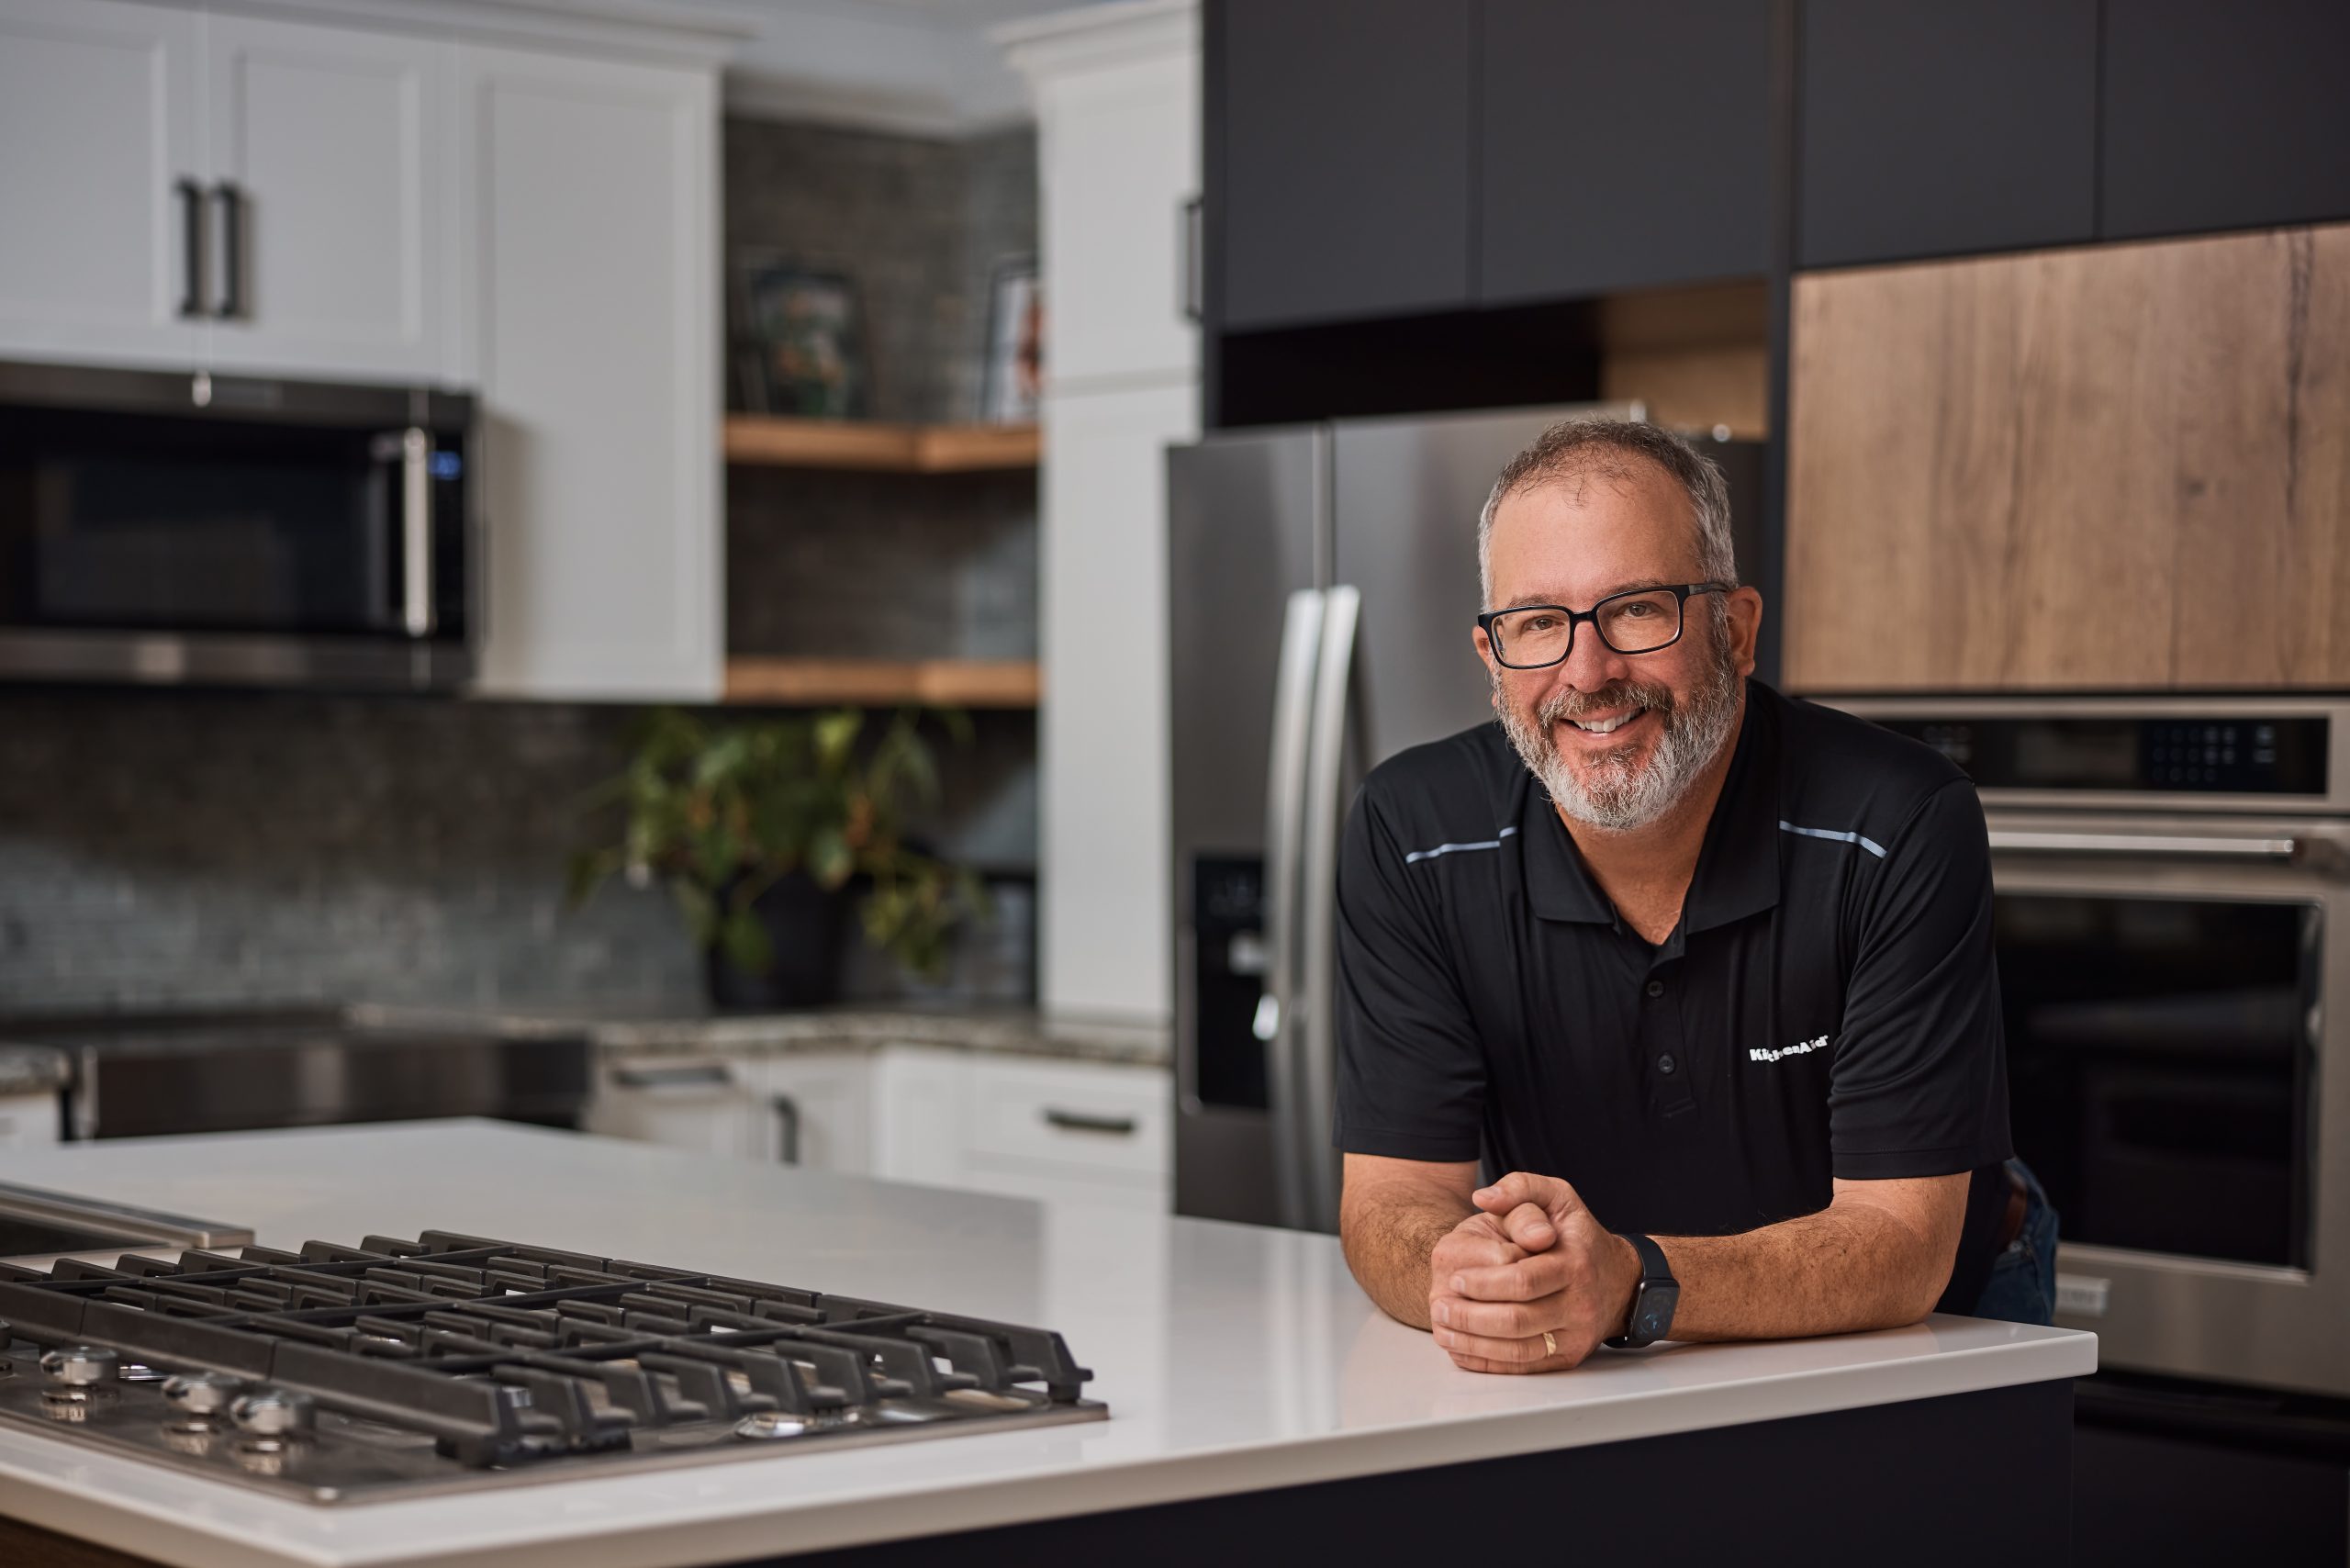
[0,1230,1103,1503]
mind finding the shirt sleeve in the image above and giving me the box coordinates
[1331,783,1486,1162]
[1828,778,2015,1180]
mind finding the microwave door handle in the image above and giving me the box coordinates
[399,428,435,637]
[1986,829,2302,863]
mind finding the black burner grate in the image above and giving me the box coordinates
[0,1231,1095,1470]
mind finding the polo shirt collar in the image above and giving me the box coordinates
[1516,679,1783,933]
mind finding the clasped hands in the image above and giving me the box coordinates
[1427,1170,1643,1373]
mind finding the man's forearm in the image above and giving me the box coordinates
[1339,1180,1472,1330]
[1653,1193,1957,1341]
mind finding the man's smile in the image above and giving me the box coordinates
[1550,705,1663,747]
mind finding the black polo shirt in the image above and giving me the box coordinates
[1334,679,2014,1312]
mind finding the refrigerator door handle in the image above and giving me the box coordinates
[1261,587,1326,1231]
[1297,583,1362,1234]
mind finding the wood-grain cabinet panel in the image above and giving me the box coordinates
[1785,225,2350,691]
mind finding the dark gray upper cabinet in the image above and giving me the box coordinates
[2100,0,2350,241]
[1797,0,2098,268]
[1214,0,1472,331]
[1481,0,1772,305]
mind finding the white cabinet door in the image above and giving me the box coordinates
[1004,0,1200,390]
[870,1047,1171,1212]
[0,0,202,369]
[201,12,451,380]
[585,1058,770,1160]
[742,1054,873,1175]
[1034,46,1199,388]
[460,45,721,701]
[1039,381,1196,1021]
[0,1092,61,1149]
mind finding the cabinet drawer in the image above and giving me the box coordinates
[963,1058,1169,1179]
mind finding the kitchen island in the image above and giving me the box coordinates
[0,1121,2094,1567]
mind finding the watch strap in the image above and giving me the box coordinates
[1605,1231,1677,1350]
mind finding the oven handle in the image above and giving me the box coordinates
[1986,829,2304,863]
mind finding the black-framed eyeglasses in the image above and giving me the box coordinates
[1476,582,1733,669]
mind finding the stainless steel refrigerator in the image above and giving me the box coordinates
[1168,405,1763,1232]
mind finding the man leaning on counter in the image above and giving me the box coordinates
[1336,420,2055,1371]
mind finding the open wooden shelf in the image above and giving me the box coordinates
[723,416,1040,472]
[723,656,1041,709]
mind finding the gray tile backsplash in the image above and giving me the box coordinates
[0,689,1036,1014]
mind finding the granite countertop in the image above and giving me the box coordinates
[0,1047,70,1095]
[0,1121,2097,1568]
[355,1002,1170,1069]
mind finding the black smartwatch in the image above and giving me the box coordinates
[1605,1232,1679,1349]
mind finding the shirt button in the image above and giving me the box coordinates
[1644,979,1665,998]
[1658,1054,1678,1075]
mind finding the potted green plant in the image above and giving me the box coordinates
[567,706,983,1010]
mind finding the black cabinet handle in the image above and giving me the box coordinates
[1042,1107,1138,1137]
[610,1062,732,1089]
[176,179,206,319]
[213,182,244,320]
[772,1094,801,1164]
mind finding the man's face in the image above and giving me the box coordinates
[1474,462,1763,832]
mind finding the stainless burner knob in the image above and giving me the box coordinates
[230,1389,316,1439]
[40,1346,120,1388]
[162,1372,245,1418]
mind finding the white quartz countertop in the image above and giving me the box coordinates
[0,1122,2096,1568]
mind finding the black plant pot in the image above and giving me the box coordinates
[703,872,852,1013]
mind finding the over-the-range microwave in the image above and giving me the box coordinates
[0,359,475,691]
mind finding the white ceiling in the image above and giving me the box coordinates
[673,0,1108,136]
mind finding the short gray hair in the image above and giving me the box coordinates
[1476,419,1737,610]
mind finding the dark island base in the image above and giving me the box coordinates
[0,1383,2073,1568]
[744,1382,2075,1568]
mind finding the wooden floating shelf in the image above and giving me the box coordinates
[723,657,1041,709]
[723,416,1040,473]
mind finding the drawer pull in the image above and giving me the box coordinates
[1041,1107,1138,1137]
[611,1062,733,1090]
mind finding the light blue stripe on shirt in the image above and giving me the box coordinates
[1403,824,1519,865]
[1778,819,1887,858]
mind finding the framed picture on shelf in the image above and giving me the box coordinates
[730,335,773,416]
[737,252,870,420]
[981,256,1042,424]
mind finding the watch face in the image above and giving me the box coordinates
[1635,1283,1680,1341]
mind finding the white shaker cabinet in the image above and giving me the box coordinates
[459,44,722,702]
[743,1054,873,1174]
[0,0,203,369]
[1000,0,1201,1026]
[583,1058,771,1163]
[1023,13,1201,388]
[198,11,453,381]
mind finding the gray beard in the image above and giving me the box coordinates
[1496,636,1744,834]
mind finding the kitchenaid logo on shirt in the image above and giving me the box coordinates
[1751,1033,1830,1065]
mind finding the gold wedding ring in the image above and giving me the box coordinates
[1543,1330,1558,1357]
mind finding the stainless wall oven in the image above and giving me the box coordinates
[0,359,474,690]
[1832,695,2350,1399]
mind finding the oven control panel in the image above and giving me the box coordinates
[1869,714,2331,796]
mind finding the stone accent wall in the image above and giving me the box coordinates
[0,690,1036,1014]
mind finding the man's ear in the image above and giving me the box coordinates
[1726,587,1764,678]
[1473,625,1503,711]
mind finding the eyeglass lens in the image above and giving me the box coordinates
[1491,589,1683,666]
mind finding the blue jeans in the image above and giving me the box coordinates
[1969,1158,2058,1326]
